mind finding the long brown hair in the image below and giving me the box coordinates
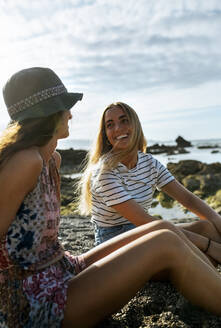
[0,111,64,169]
[78,102,147,215]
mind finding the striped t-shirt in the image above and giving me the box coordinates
[91,151,174,227]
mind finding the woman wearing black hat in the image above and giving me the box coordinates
[0,68,221,327]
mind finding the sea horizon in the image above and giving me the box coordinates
[58,136,221,221]
[57,136,221,151]
[57,137,221,167]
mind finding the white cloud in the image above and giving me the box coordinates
[0,0,221,141]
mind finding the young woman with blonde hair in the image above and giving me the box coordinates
[78,102,221,265]
[1,71,221,328]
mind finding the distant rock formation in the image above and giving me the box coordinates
[147,143,189,155]
[175,136,192,148]
[147,136,192,155]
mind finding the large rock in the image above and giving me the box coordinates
[148,143,177,155]
[200,162,221,175]
[172,161,221,197]
[148,144,189,156]
[167,160,203,181]
[156,192,174,208]
[182,175,201,192]
[207,190,221,214]
[57,148,88,174]
[147,136,191,155]
[157,160,221,207]
[60,176,80,215]
[175,136,192,148]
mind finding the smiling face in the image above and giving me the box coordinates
[104,106,132,151]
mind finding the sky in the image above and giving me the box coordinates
[0,0,221,143]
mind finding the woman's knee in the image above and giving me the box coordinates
[145,229,187,272]
[157,228,181,244]
[197,220,215,233]
[195,219,221,242]
[146,228,185,257]
[144,219,176,232]
[186,219,217,235]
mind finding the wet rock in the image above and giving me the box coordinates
[156,192,174,208]
[182,175,201,192]
[60,176,78,204]
[148,144,189,156]
[198,144,220,149]
[171,161,221,196]
[57,148,88,174]
[207,190,221,214]
[177,147,189,154]
[196,174,221,196]
[60,176,79,215]
[147,137,192,156]
[155,160,221,209]
[200,162,221,175]
[148,143,177,155]
[175,136,192,148]
[167,160,203,180]
[151,200,159,208]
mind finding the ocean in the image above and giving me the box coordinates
[57,137,221,166]
[57,137,221,220]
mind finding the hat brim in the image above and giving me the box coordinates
[12,92,83,121]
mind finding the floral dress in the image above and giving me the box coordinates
[0,156,85,328]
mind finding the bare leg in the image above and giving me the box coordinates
[62,229,221,327]
[179,219,221,242]
[179,220,221,264]
[85,220,214,269]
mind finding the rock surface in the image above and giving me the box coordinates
[57,148,88,174]
[147,136,191,155]
[175,136,192,148]
[167,160,221,200]
[147,144,189,156]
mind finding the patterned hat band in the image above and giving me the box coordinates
[8,84,67,118]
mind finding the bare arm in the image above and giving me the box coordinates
[162,179,221,232]
[0,148,43,237]
[111,199,158,226]
[53,150,61,170]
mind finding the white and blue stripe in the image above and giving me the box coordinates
[91,151,174,227]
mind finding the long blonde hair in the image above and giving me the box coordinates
[78,102,147,215]
[0,111,64,169]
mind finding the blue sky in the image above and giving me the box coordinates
[0,0,221,142]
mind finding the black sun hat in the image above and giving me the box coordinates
[3,67,83,121]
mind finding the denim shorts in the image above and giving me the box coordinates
[94,223,136,245]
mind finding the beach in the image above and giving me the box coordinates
[58,138,221,327]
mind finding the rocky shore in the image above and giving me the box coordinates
[58,139,221,327]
